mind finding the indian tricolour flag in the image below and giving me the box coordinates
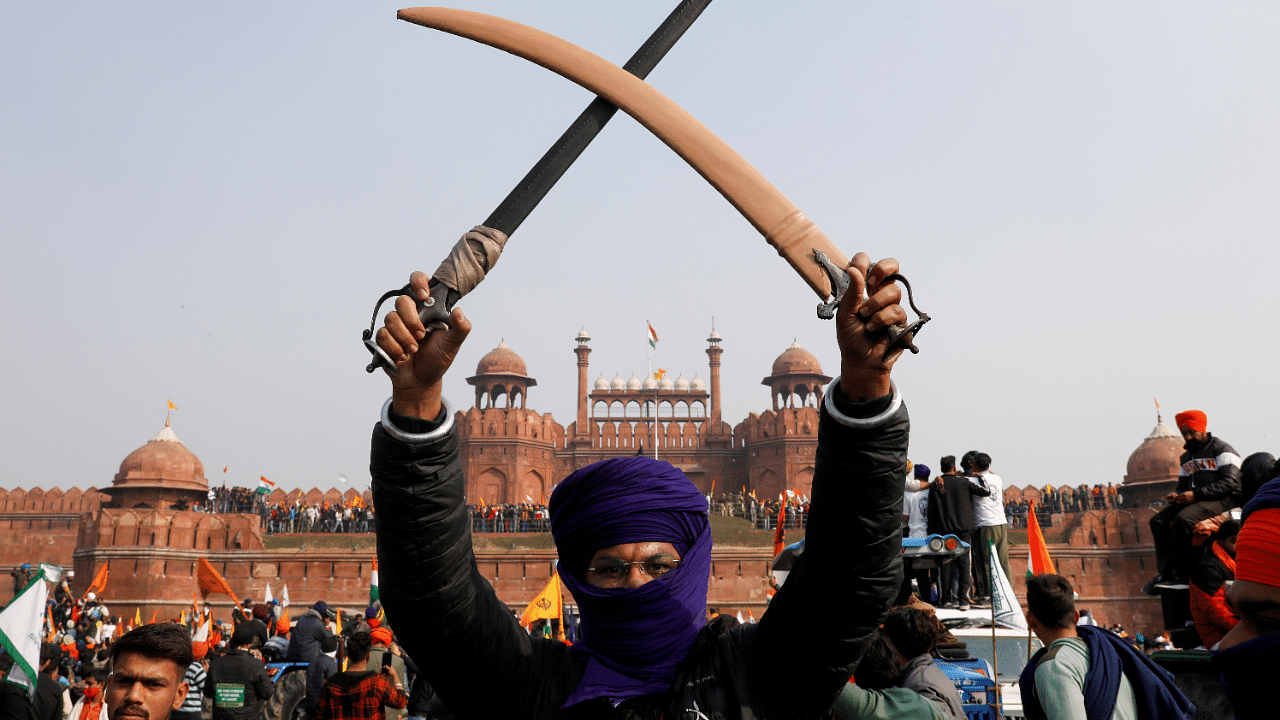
[0,566,51,698]
[647,322,659,349]
[370,557,379,604]
[257,476,275,495]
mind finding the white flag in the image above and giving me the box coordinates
[192,617,211,643]
[281,582,291,608]
[736,611,744,624]
[989,539,1028,631]
[0,568,49,698]
[338,474,348,484]
[264,582,274,605]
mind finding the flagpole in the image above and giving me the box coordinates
[989,540,1003,713]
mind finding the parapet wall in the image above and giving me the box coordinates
[0,487,104,513]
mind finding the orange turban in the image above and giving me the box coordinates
[1175,410,1207,434]
[276,618,290,636]
[370,626,393,646]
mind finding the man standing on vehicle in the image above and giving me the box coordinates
[1144,410,1241,594]
[928,455,989,610]
[968,453,1008,607]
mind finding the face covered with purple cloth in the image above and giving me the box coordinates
[549,457,712,708]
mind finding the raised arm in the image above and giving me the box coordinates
[370,273,575,719]
[753,254,912,717]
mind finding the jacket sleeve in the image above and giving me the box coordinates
[751,384,908,719]
[371,409,575,720]
[254,663,275,702]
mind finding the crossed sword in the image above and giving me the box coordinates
[363,3,928,375]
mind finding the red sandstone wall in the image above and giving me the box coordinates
[0,487,104,513]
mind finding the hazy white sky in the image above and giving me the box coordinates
[3,1,1277,494]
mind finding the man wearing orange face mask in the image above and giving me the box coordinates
[71,668,110,720]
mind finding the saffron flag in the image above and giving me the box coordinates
[257,476,275,495]
[149,610,158,625]
[773,505,787,557]
[196,557,238,600]
[988,539,1028,631]
[83,562,109,599]
[168,399,178,410]
[0,568,49,698]
[370,557,379,604]
[134,607,141,627]
[520,574,562,639]
[654,368,666,381]
[1026,500,1056,578]
[647,322,659,348]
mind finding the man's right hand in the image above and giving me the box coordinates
[374,271,472,420]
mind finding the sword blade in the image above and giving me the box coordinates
[484,0,714,235]
[366,0,714,373]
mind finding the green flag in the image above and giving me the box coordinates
[0,566,52,698]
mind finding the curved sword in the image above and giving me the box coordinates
[397,7,849,299]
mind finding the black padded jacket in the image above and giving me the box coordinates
[1177,435,1242,504]
[371,389,908,720]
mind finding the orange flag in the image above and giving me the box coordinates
[197,557,238,600]
[520,574,563,640]
[773,504,787,557]
[83,562,109,599]
[133,607,141,628]
[149,610,158,625]
[1026,499,1057,578]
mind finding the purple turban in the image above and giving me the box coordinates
[549,457,711,708]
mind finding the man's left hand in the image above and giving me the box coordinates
[1173,491,1196,505]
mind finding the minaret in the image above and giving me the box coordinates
[574,328,592,445]
[706,326,723,429]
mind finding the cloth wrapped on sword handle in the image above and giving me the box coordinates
[362,225,505,375]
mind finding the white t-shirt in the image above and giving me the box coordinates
[905,489,929,538]
[969,472,1006,528]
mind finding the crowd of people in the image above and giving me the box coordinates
[1001,483,1124,528]
[260,503,375,535]
[901,452,1010,611]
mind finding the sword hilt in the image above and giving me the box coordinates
[362,280,458,375]
[811,250,932,361]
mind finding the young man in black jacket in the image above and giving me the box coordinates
[927,455,990,610]
[370,253,914,720]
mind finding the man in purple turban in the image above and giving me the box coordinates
[371,253,913,720]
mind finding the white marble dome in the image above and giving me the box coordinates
[642,376,658,390]
[674,374,690,392]
[577,328,590,340]
[610,374,626,391]
[594,374,610,391]
[690,374,705,392]
[626,373,642,391]
[659,376,675,391]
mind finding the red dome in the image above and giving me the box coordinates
[475,340,528,377]
[771,341,823,377]
[112,422,208,492]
